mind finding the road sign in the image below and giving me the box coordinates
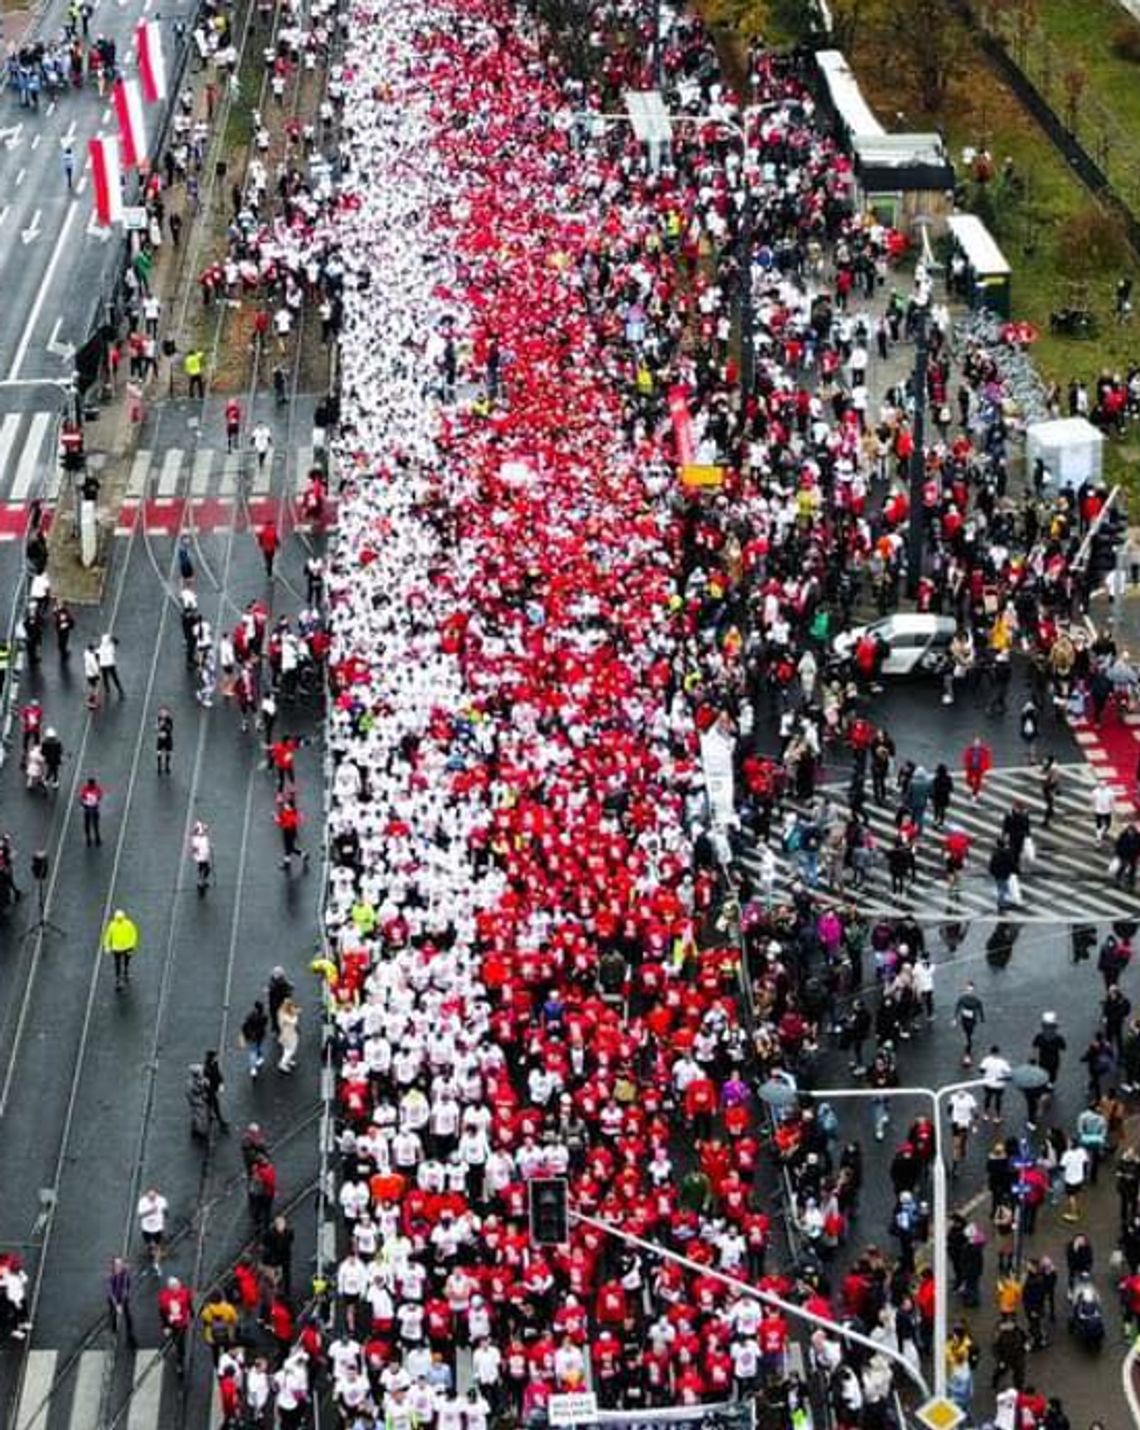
[122,206,147,232]
[548,1393,598,1427]
[916,1398,965,1430]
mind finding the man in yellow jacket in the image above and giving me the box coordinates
[102,909,139,990]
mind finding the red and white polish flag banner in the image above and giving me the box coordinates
[88,135,123,226]
[112,76,146,169]
[135,20,167,104]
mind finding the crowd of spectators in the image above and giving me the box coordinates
[299,0,1138,1427]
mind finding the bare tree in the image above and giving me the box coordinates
[884,0,965,111]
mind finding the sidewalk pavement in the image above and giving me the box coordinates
[945,1117,1138,1427]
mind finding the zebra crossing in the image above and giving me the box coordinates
[11,1344,221,1430]
[14,1347,225,1430]
[739,762,1140,922]
[122,443,316,503]
[0,407,328,537]
[0,408,60,507]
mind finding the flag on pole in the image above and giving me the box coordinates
[89,136,123,226]
[135,20,167,104]
[112,76,146,168]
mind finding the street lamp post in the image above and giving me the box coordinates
[760,1077,986,1400]
[570,1207,931,1399]
[906,298,931,598]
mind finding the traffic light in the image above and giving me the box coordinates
[1071,924,1097,963]
[528,1177,569,1246]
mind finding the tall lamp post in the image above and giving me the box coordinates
[906,294,931,598]
[759,1076,995,1400]
[570,1207,931,1398]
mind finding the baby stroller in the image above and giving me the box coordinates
[1068,1275,1105,1350]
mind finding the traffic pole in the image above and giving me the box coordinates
[906,302,930,598]
[571,1206,931,1398]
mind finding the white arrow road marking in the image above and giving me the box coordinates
[46,318,76,360]
[8,201,80,379]
[20,208,42,244]
[0,123,23,150]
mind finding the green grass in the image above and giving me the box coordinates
[222,30,265,157]
[1034,0,1140,145]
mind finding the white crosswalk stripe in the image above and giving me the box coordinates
[52,440,319,506]
[294,445,314,494]
[125,1349,165,1430]
[250,454,272,496]
[738,762,1139,923]
[127,448,151,499]
[8,411,52,503]
[191,447,214,496]
[156,449,182,499]
[14,1346,190,1430]
[70,1349,107,1427]
[115,444,294,500]
[0,411,24,490]
[218,452,240,497]
[15,1349,58,1430]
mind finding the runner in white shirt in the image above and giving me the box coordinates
[979,1046,1012,1122]
[137,1187,169,1264]
[437,1393,466,1430]
[1061,1143,1090,1221]
[947,1087,979,1169]
[464,1387,491,1430]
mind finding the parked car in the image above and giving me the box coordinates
[831,614,959,677]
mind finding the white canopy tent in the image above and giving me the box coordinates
[1026,416,1105,489]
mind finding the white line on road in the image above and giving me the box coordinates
[0,413,22,484]
[251,455,272,495]
[191,447,213,495]
[11,413,51,502]
[21,209,42,245]
[0,206,9,230]
[61,120,76,146]
[127,449,151,499]
[71,1350,107,1429]
[157,448,182,498]
[14,168,25,186]
[15,1349,58,1430]
[30,133,40,150]
[45,100,56,116]
[126,1351,165,1430]
[101,106,111,122]
[76,175,87,194]
[8,200,80,380]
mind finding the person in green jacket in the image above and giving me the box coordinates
[103,909,139,990]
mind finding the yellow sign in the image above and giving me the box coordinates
[916,1398,965,1430]
[680,464,725,489]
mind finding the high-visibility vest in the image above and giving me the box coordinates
[103,916,139,954]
